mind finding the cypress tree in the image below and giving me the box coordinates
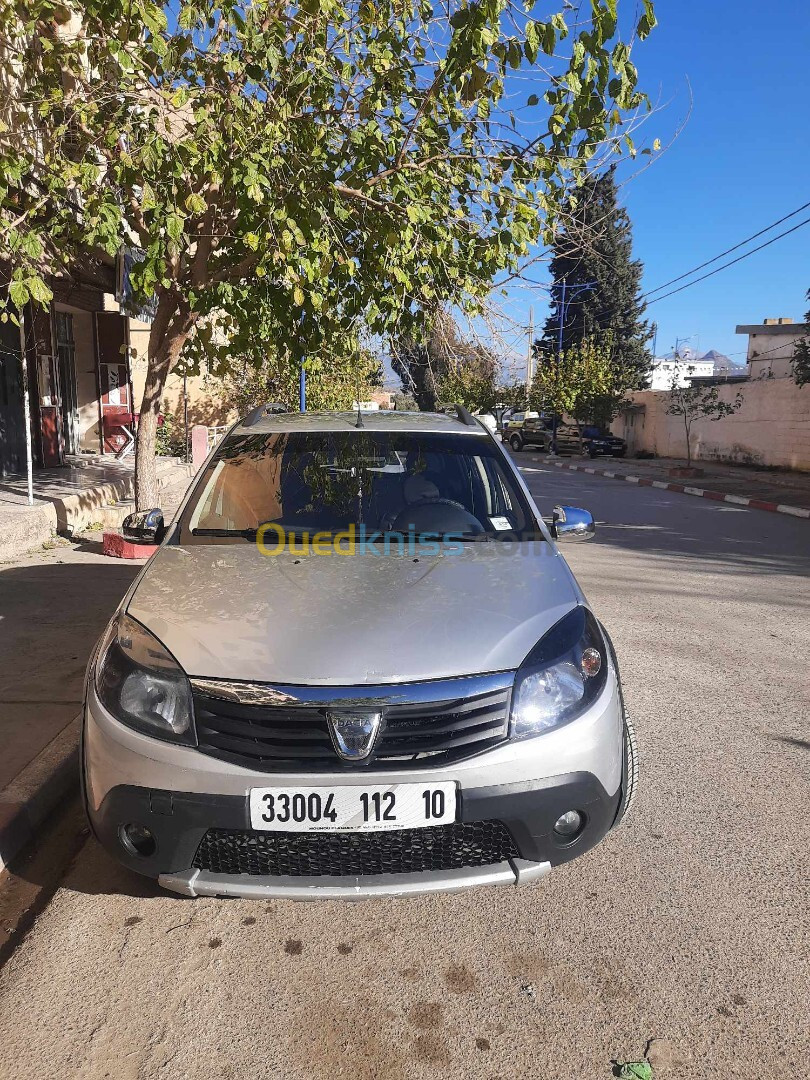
[792,289,810,387]
[537,166,652,391]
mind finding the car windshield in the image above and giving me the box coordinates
[582,426,603,438]
[179,429,542,544]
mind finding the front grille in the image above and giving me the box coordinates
[192,680,511,772]
[192,821,519,877]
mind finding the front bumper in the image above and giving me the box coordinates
[83,669,624,899]
[87,773,620,899]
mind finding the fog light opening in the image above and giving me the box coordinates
[119,823,157,858]
[553,810,585,843]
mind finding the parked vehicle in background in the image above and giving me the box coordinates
[580,426,627,458]
[553,423,626,458]
[82,405,636,900]
[506,413,552,453]
[496,406,520,432]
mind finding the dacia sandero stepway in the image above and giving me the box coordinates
[82,405,637,899]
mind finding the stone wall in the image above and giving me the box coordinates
[612,379,810,472]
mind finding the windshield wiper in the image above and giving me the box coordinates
[191,528,259,538]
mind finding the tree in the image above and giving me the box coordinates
[390,309,460,411]
[392,309,499,412]
[208,346,382,418]
[1,0,657,508]
[529,335,614,451]
[792,290,810,387]
[665,362,744,468]
[537,166,652,391]
[391,391,418,412]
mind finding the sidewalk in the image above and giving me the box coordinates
[0,456,195,562]
[0,467,196,873]
[530,453,810,517]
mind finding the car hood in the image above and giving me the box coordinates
[126,542,582,685]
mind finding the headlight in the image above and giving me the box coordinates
[95,613,195,743]
[510,608,608,739]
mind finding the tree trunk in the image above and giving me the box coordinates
[134,292,197,510]
[683,415,692,468]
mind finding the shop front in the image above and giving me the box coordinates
[0,277,132,478]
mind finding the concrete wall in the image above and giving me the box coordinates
[612,378,810,472]
[739,323,809,380]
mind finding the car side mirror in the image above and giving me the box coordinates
[122,508,165,543]
[550,505,595,542]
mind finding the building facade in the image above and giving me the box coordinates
[0,268,132,478]
[647,358,715,390]
[736,318,809,380]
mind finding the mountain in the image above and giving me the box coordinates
[700,350,746,374]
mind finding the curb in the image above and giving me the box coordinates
[537,459,810,519]
[102,531,159,559]
[0,459,195,564]
[0,717,80,874]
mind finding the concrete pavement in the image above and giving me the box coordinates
[0,462,808,1079]
[0,472,194,870]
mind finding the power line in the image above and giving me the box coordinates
[644,215,810,307]
[643,199,810,300]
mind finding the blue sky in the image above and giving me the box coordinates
[504,0,810,365]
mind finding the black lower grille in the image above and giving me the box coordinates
[192,821,519,877]
[193,680,511,772]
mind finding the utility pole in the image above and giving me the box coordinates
[525,306,534,388]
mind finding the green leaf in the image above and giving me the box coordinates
[244,232,259,251]
[615,1062,653,1080]
[527,94,539,107]
[27,276,53,304]
[185,192,207,215]
[9,280,29,309]
[166,214,184,243]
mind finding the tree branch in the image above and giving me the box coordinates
[334,184,407,214]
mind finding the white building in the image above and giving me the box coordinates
[648,357,715,390]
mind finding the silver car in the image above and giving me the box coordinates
[82,405,637,899]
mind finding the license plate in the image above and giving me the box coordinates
[248,782,457,833]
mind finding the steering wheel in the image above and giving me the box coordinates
[391,497,485,535]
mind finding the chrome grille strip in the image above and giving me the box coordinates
[190,670,515,708]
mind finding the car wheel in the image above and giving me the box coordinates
[509,435,523,452]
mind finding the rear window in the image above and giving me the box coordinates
[178,430,542,544]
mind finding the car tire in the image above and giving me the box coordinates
[614,709,639,827]
[599,623,638,828]
[509,435,523,452]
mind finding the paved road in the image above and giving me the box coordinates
[1,460,808,1080]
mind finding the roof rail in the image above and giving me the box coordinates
[436,402,478,427]
[241,402,288,427]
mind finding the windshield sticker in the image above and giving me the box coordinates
[490,516,512,531]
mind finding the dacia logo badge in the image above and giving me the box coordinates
[326,709,383,761]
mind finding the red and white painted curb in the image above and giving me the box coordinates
[528,458,810,519]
